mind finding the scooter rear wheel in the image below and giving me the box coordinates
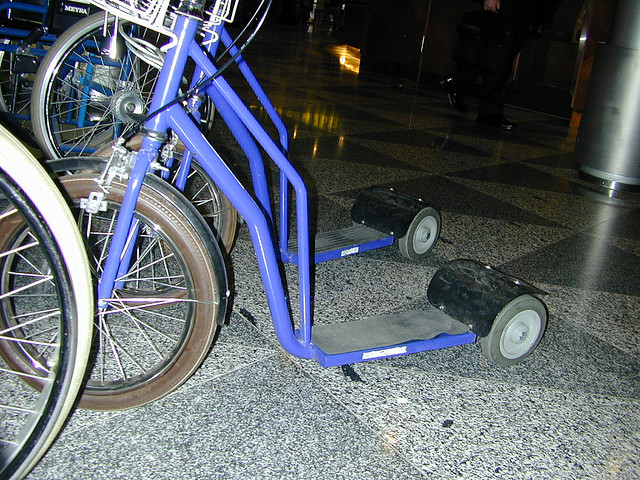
[398,207,440,261]
[480,294,547,365]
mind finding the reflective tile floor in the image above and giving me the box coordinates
[30,23,640,480]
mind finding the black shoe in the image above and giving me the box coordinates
[476,114,516,130]
[440,77,465,111]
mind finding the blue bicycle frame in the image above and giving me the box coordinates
[0,1,54,41]
[0,2,54,121]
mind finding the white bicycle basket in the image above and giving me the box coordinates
[89,0,239,46]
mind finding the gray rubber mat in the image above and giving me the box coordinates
[312,309,470,355]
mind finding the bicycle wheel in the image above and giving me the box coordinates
[0,125,93,479]
[58,169,228,410]
[31,13,164,158]
[184,159,237,251]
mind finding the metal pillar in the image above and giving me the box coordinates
[576,0,640,190]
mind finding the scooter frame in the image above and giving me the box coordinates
[90,0,545,374]
[90,9,486,371]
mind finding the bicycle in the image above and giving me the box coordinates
[0,0,239,256]
[0,0,95,135]
[0,0,173,156]
[0,123,93,479]
[30,11,177,158]
[48,0,547,410]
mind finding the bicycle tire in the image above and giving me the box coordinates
[57,168,228,410]
[0,125,93,479]
[31,13,164,158]
[48,152,237,254]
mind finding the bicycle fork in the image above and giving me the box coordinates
[95,16,199,307]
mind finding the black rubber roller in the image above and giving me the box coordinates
[427,259,544,338]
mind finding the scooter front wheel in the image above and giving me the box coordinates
[58,173,228,410]
[480,294,547,366]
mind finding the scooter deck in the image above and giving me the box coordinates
[286,224,393,264]
[311,309,475,367]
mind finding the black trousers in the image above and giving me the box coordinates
[454,27,525,116]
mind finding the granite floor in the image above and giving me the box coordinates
[29,21,640,480]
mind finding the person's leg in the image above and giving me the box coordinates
[476,34,524,129]
[442,60,480,112]
[442,18,487,112]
